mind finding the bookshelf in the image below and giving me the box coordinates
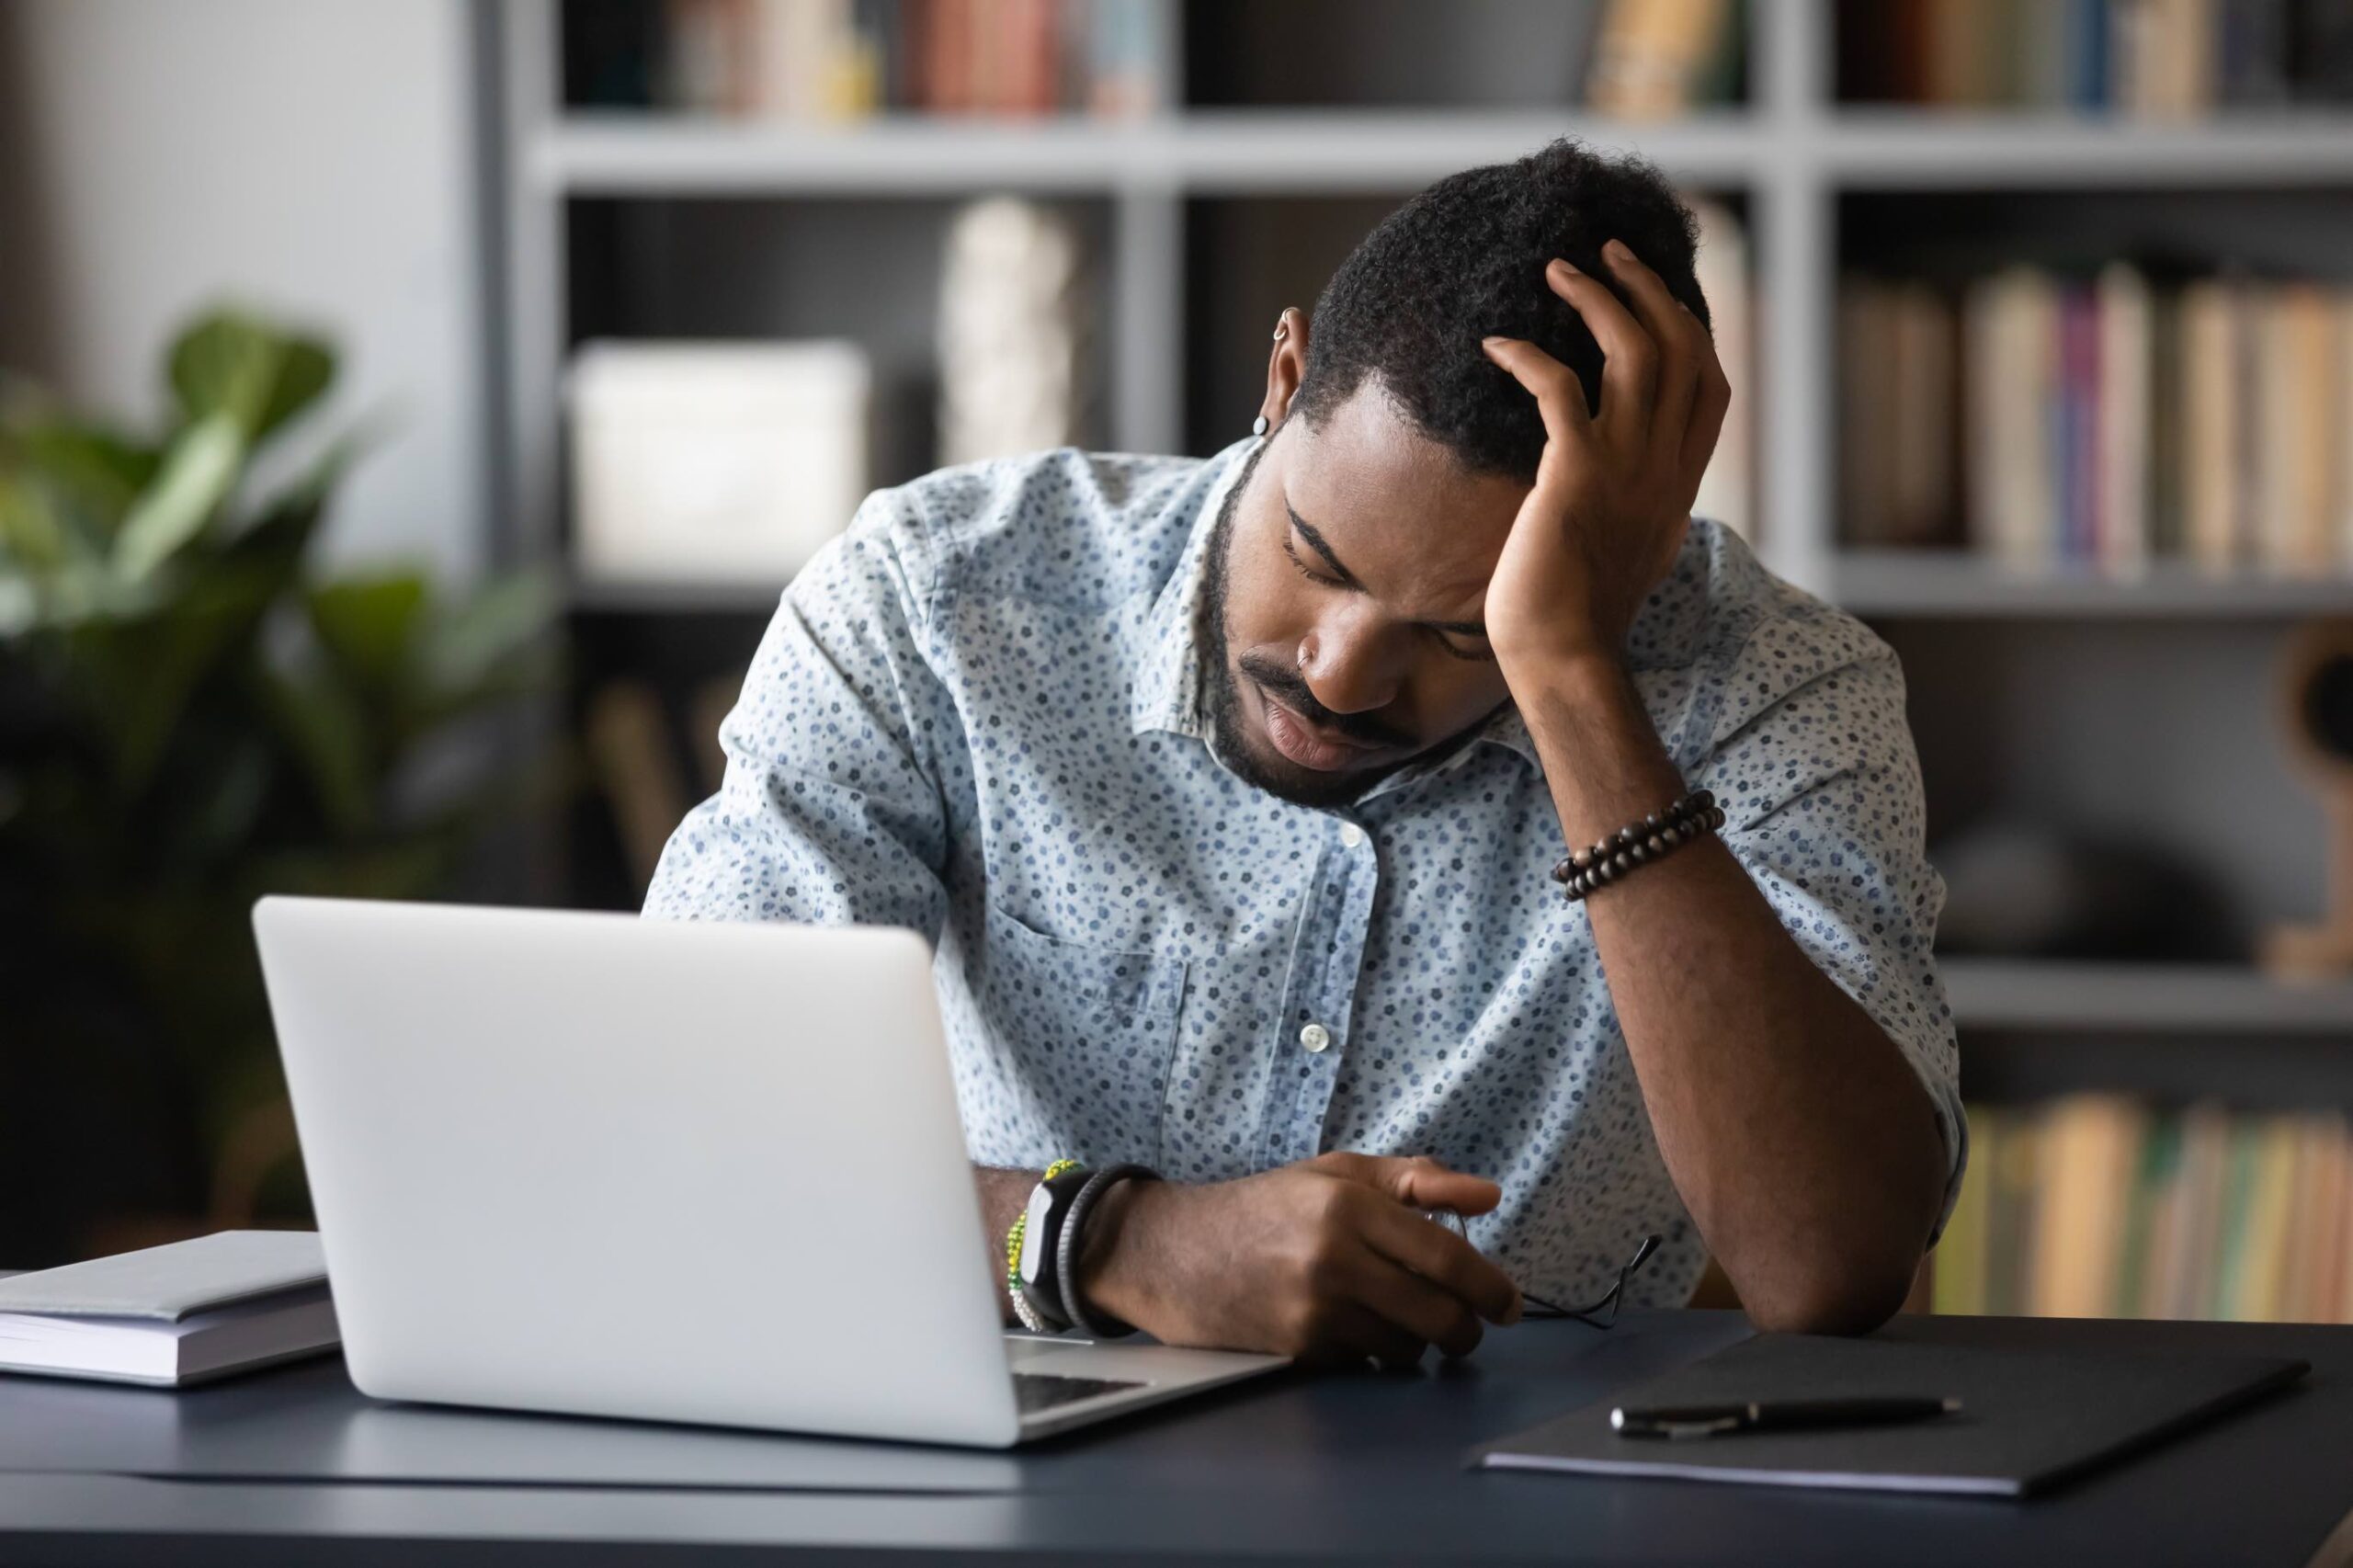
[480,2,2353,1318]
[1941,957,2353,1035]
[1829,551,2353,618]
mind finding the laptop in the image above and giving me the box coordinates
[251,896,1286,1447]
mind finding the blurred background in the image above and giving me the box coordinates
[2,0,2350,1326]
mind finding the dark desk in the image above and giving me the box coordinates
[5,1310,2350,1567]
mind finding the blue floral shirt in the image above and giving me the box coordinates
[645,439,1965,1309]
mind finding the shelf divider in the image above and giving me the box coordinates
[1941,957,2353,1034]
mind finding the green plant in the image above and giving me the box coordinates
[0,309,558,1256]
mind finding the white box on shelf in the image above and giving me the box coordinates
[566,340,870,585]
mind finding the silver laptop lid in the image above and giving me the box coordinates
[253,896,1021,1447]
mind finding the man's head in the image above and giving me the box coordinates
[1201,139,1711,808]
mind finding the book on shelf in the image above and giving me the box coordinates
[1836,0,2350,114]
[1844,266,2353,576]
[1585,0,1746,119]
[588,674,745,893]
[1839,278,1958,548]
[564,0,1165,120]
[1930,1096,2353,1324]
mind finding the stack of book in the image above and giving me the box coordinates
[1934,1096,2353,1323]
[1836,0,2353,114]
[0,1232,338,1387]
[1840,267,2353,575]
[566,0,1165,119]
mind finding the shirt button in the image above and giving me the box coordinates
[1299,1022,1332,1053]
[1338,823,1365,848]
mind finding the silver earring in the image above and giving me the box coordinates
[1272,322,1289,343]
[1252,415,1269,437]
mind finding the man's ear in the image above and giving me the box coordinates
[1258,307,1309,433]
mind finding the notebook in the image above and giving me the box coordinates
[1470,1330,2308,1498]
[0,1231,339,1387]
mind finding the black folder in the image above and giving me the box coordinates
[1471,1330,2308,1498]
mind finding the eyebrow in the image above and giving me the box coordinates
[1286,503,1490,639]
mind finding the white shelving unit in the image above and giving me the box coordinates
[1831,552,2353,619]
[491,0,2353,615]
[1941,958,2353,1035]
[483,0,2353,1054]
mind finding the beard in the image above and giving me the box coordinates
[1196,440,1417,810]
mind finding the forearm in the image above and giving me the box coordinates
[1515,654,1945,1334]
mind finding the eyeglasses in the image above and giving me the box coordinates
[1435,1211,1663,1329]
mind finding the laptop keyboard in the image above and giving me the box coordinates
[1013,1371,1146,1414]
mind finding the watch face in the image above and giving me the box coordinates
[1018,1181,1059,1287]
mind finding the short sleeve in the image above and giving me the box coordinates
[1694,642,1969,1249]
[642,488,959,941]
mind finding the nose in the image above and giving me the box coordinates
[1299,606,1408,716]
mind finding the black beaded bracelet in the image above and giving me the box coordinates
[1548,789,1724,903]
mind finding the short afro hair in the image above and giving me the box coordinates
[1290,138,1711,483]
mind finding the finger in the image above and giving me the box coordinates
[1539,256,1657,442]
[1389,1161,1505,1219]
[1597,240,1701,466]
[1480,335,1595,450]
[1339,1247,1485,1359]
[1313,1152,1504,1218]
[1360,1201,1524,1325]
[1676,300,1733,489]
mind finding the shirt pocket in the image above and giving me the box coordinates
[971,901,1188,1167]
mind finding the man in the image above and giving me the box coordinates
[646,138,1963,1364]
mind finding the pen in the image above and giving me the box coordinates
[1610,1396,1962,1439]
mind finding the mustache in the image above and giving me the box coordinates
[1235,652,1413,749]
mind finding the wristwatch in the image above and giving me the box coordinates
[1010,1160,1093,1333]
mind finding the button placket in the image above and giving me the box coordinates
[1272,834,1380,1165]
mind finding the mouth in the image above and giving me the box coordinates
[1257,687,1386,773]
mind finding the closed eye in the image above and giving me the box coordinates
[1283,537,1495,663]
[1429,627,1498,663]
[1281,533,1341,586]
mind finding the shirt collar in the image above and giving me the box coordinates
[1129,440,1248,742]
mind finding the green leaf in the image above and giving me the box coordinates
[252,339,334,445]
[11,421,163,533]
[224,435,357,570]
[12,560,162,630]
[113,415,245,582]
[307,574,428,695]
[415,572,560,702]
[0,474,71,573]
[72,564,275,793]
[254,663,375,835]
[168,311,335,447]
[160,729,275,871]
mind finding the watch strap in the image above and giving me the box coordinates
[1019,1159,1095,1332]
[1007,1158,1083,1332]
[1055,1163,1159,1339]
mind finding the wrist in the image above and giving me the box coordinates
[1073,1175,1175,1330]
[1497,642,1632,716]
